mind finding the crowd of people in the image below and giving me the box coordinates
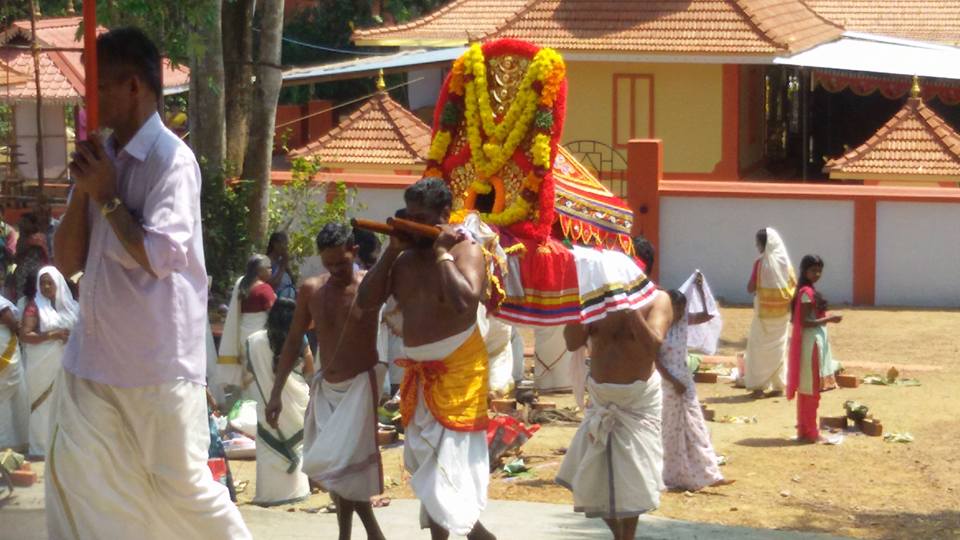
[0,25,849,540]
[0,197,79,459]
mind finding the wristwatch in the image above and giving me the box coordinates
[101,197,123,217]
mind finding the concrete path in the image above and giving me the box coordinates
[1,482,851,540]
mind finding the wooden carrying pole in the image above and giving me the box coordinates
[350,218,440,240]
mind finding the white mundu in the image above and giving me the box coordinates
[0,297,27,450]
[46,371,251,540]
[556,373,664,519]
[403,325,490,536]
[301,364,386,502]
[246,330,310,506]
[533,325,574,392]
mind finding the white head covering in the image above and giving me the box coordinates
[35,266,79,332]
[755,228,796,318]
[0,294,17,320]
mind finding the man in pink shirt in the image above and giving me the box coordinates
[47,27,250,539]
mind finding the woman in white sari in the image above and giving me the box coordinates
[744,228,795,397]
[0,294,27,452]
[216,254,276,405]
[246,298,312,506]
[20,266,78,457]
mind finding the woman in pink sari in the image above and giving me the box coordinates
[787,255,843,443]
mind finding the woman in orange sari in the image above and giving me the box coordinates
[787,255,843,443]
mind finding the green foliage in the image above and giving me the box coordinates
[382,0,447,23]
[278,0,451,104]
[93,0,219,65]
[200,163,252,301]
[0,0,70,25]
[267,156,362,270]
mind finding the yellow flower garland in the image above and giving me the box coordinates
[427,44,565,228]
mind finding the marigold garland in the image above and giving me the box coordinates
[427,130,452,162]
[426,42,566,229]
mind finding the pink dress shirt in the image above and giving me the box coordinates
[62,112,208,388]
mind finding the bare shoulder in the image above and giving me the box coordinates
[300,275,330,296]
[451,237,484,262]
[648,290,673,322]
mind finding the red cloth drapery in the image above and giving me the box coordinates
[814,70,960,105]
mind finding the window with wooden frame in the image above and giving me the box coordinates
[612,74,654,149]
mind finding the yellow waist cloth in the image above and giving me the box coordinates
[757,287,794,318]
[397,329,489,432]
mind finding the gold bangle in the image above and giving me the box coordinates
[436,252,455,264]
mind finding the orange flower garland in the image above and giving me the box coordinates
[426,44,566,228]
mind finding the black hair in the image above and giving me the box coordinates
[404,177,452,214]
[266,231,288,255]
[238,254,270,302]
[792,254,826,315]
[756,228,768,252]
[315,222,355,252]
[632,235,655,271]
[24,269,38,300]
[266,297,297,369]
[667,289,687,313]
[354,228,381,269]
[96,27,163,100]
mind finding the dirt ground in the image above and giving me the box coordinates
[232,306,960,540]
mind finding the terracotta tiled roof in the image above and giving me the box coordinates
[0,61,29,87]
[353,0,529,46]
[0,49,78,102]
[823,96,960,178]
[289,92,432,166]
[0,16,189,103]
[354,0,842,54]
[807,0,960,46]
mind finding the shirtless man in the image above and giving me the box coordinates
[266,222,385,540]
[555,249,673,540]
[358,178,496,540]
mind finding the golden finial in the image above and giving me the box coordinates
[910,75,921,99]
[376,69,386,92]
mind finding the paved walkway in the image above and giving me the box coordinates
[1,482,850,540]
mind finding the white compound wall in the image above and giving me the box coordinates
[659,196,854,305]
[875,201,960,307]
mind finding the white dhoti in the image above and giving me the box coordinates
[0,331,28,450]
[403,326,489,536]
[45,370,251,540]
[533,326,573,392]
[24,339,64,457]
[479,308,515,395]
[556,373,664,519]
[246,330,311,506]
[301,364,385,502]
[744,303,790,392]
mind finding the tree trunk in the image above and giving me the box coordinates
[242,0,284,248]
[221,0,255,174]
[188,0,226,173]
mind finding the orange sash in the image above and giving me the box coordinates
[397,329,489,432]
